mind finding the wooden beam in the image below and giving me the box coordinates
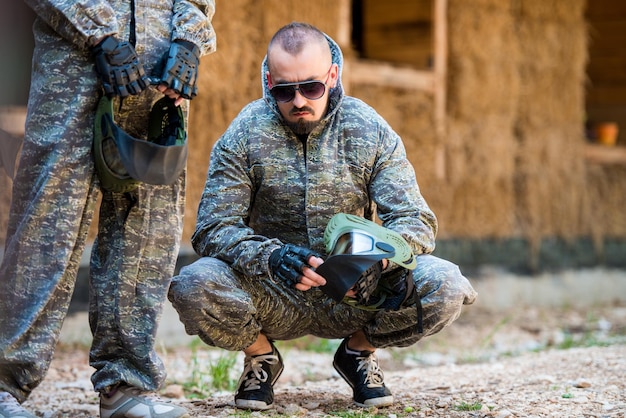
[433,0,448,179]
[335,0,351,48]
[349,61,435,92]
[584,143,626,165]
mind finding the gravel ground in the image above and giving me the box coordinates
[18,269,626,417]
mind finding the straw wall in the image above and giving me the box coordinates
[2,0,625,268]
[441,0,521,239]
[442,0,590,250]
[514,1,589,254]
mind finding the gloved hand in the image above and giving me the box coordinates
[158,40,201,99]
[92,36,148,97]
[269,244,321,287]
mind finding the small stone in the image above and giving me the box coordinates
[302,401,320,409]
[161,384,185,399]
[573,379,591,388]
[435,398,450,408]
[278,403,306,416]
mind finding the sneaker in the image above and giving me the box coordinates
[234,343,284,410]
[0,391,37,418]
[99,385,189,418]
[333,338,394,407]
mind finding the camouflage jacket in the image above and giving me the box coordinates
[193,33,438,279]
[23,0,216,53]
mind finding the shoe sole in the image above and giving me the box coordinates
[235,398,273,410]
[333,360,394,408]
[356,395,395,408]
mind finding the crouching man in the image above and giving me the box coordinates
[168,22,477,411]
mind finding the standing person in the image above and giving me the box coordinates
[168,21,477,411]
[0,0,215,417]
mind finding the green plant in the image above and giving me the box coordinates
[454,401,482,411]
[180,341,238,398]
[208,352,238,390]
[182,345,212,399]
[557,331,611,350]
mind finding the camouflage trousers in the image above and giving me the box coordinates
[168,254,477,351]
[0,21,185,402]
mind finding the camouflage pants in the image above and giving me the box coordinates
[0,19,185,402]
[168,254,477,351]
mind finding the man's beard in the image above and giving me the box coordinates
[286,106,320,135]
[286,118,320,135]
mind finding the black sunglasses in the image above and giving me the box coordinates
[270,80,327,103]
[269,66,333,103]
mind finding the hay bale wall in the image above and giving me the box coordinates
[514,1,589,250]
[327,0,626,267]
[441,0,521,239]
[2,0,625,269]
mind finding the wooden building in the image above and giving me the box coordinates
[1,0,625,273]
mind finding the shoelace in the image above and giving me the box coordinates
[356,353,385,388]
[0,392,27,414]
[240,354,280,391]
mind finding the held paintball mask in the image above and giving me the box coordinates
[93,94,188,193]
[316,213,417,304]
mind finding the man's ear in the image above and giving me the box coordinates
[329,64,339,88]
[266,71,273,89]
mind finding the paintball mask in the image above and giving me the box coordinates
[93,94,188,193]
[317,213,416,303]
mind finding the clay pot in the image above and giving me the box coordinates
[595,122,618,146]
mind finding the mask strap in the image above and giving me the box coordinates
[129,0,137,47]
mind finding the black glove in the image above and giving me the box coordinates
[269,244,321,287]
[158,40,201,99]
[92,36,148,97]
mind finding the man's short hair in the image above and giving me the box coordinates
[267,22,328,67]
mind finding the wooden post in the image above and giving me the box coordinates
[433,0,448,180]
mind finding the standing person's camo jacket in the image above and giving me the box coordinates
[0,0,215,403]
[169,33,477,351]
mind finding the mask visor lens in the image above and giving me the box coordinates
[331,232,375,255]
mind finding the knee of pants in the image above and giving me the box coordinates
[167,258,261,350]
[169,265,201,311]
[413,254,477,306]
[167,257,234,325]
[168,257,241,313]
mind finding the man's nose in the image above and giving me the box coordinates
[292,89,307,108]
